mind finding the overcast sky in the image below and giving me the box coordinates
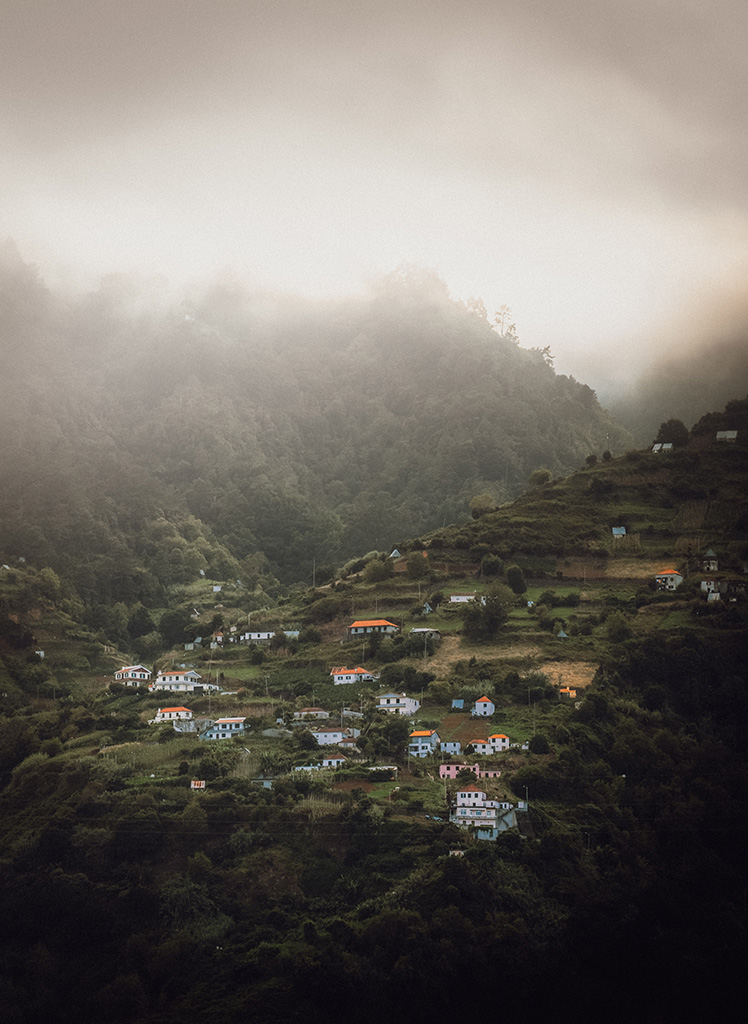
[2,0,747,393]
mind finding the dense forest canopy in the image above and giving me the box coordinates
[0,244,627,609]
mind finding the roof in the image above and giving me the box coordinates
[214,717,246,724]
[458,785,485,793]
[489,733,508,739]
[158,706,192,713]
[612,526,626,536]
[476,696,493,703]
[329,665,369,675]
[349,619,398,628]
[410,729,437,738]
[655,568,682,576]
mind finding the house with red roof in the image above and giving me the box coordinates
[114,664,152,685]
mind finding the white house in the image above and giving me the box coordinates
[114,665,152,685]
[408,729,441,757]
[488,733,510,751]
[293,707,330,721]
[199,717,247,741]
[449,785,503,830]
[611,527,626,540]
[321,754,347,769]
[240,630,275,643]
[330,666,378,685]
[716,430,737,442]
[310,725,346,746]
[702,549,719,571]
[655,569,684,591]
[149,706,193,725]
[466,732,510,755]
[151,670,220,693]
[450,593,476,604]
[376,692,421,716]
[440,740,462,755]
[471,696,495,717]
[345,619,399,639]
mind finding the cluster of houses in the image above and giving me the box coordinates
[408,728,518,759]
[654,550,746,599]
[147,705,248,742]
[114,666,221,693]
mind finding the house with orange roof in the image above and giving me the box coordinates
[655,568,684,591]
[408,729,441,757]
[471,696,495,717]
[149,706,193,725]
[489,732,509,750]
[345,619,399,640]
[330,666,378,685]
[199,717,247,741]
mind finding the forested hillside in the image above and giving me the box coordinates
[1,425,747,1024]
[0,241,627,616]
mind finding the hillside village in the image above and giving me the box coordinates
[1,413,747,1023]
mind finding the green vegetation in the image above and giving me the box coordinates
[1,379,748,1021]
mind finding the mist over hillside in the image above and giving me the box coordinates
[0,243,628,608]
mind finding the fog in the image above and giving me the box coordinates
[2,0,748,396]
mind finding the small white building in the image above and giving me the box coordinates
[440,740,462,755]
[449,785,503,831]
[376,692,421,716]
[449,593,476,604]
[114,665,152,685]
[199,717,247,741]
[655,569,684,591]
[471,696,495,717]
[310,726,346,746]
[345,619,399,639]
[150,706,193,725]
[321,754,347,769]
[408,729,441,757]
[330,666,378,685]
[239,630,275,643]
[151,670,220,693]
[293,707,330,721]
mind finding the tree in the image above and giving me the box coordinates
[469,493,496,519]
[656,418,689,447]
[585,454,598,467]
[406,552,429,579]
[505,565,526,595]
[127,604,155,640]
[461,584,514,641]
[528,468,552,488]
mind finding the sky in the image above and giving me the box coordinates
[2,0,748,395]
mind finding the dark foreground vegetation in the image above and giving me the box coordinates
[1,625,746,1023]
